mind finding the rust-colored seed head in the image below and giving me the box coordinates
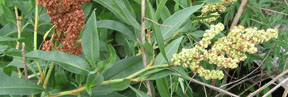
[42,40,54,51]
[40,0,90,55]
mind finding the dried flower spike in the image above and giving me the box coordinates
[40,0,90,55]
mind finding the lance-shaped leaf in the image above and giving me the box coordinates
[26,50,92,75]
[154,36,183,65]
[161,5,202,40]
[0,71,44,95]
[82,10,100,66]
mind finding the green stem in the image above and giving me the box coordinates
[44,63,55,89]
[35,60,45,84]
[50,64,170,97]
[41,63,55,97]
[50,87,87,97]
[33,0,45,85]
[34,0,39,50]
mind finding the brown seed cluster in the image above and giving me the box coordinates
[40,0,90,55]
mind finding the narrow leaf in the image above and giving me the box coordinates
[161,5,202,40]
[154,36,183,65]
[130,86,150,97]
[97,20,135,40]
[103,45,117,72]
[104,56,143,80]
[86,70,104,96]
[82,10,100,66]
[26,50,92,75]
[147,1,169,64]
[156,78,170,97]
[0,71,44,95]
[0,36,18,42]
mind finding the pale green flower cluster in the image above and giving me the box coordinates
[198,0,237,22]
[171,23,225,80]
[171,23,278,80]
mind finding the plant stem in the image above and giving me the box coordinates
[22,43,28,80]
[140,0,152,96]
[14,6,23,79]
[230,0,248,29]
[50,87,87,97]
[50,64,169,97]
[43,63,55,89]
[41,63,55,97]
[34,0,39,50]
[33,0,45,84]
[35,60,45,84]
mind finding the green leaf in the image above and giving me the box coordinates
[3,48,22,57]
[204,0,221,4]
[7,57,29,68]
[93,0,140,31]
[156,77,170,97]
[86,70,104,96]
[189,30,205,39]
[89,93,128,97]
[161,5,202,40]
[130,86,150,97]
[82,10,100,66]
[97,20,135,40]
[154,36,184,65]
[103,45,117,72]
[0,71,44,95]
[155,0,168,19]
[0,36,18,42]
[141,68,173,80]
[91,79,130,95]
[0,44,8,54]
[0,0,5,5]
[104,56,143,80]
[147,1,169,64]
[26,50,92,75]
[54,66,70,85]
[156,0,171,20]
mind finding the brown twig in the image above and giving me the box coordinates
[230,0,248,29]
[172,73,239,97]
[220,65,261,88]
[203,86,208,97]
[140,0,152,96]
[247,5,288,16]
[216,74,263,97]
[263,77,288,97]
[238,77,271,96]
[14,6,23,79]
[190,77,239,97]
[22,43,28,80]
[249,18,264,25]
[145,18,172,28]
[247,70,288,97]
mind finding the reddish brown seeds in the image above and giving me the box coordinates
[40,0,90,55]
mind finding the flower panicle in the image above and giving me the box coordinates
[198,0,237,22]
[171,23,278,80]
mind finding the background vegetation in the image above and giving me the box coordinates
[0,0,288,97]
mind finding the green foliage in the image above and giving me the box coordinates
[82,10,100,67]
[0,70,44,95]
[0,0,287,97]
